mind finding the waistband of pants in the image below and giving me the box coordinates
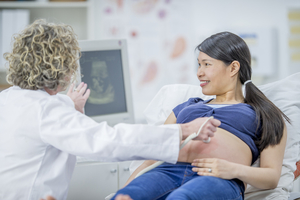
[162,162,191,166]
[175,162,191,165]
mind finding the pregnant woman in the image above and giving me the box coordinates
[112,32,289,200]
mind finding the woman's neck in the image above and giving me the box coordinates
[211,87,244,104]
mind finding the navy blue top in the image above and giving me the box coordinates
[173,98,261,164]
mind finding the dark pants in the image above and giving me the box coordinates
[113,162,245,200]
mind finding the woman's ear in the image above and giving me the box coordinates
[230,61,240,77]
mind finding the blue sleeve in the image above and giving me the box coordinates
[173,97,203,118]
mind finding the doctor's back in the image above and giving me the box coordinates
[0,87,77,200]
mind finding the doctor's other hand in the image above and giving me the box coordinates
[67,82,90,114]
[40,196,56,200]
[180,117,221,141]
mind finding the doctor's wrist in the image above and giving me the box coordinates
[179,124,189,140]
[178,125,183,142]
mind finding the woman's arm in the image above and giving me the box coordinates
[123,112,178,187]
[236,125,287,188]
[164,112,177,124]
[192,125,287,189]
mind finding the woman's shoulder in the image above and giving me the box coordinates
[218,103,257,127]
[222,103,256,116]
[186,97,211,104]
[237,103,256,113]
[180,97,210,108]
[173,97,209,116]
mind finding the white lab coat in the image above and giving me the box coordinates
[0,86,180,200]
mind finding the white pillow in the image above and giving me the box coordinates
[143,84,213,126]
[140,72,300,200]
[245,73,300,200]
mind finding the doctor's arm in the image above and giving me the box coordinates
[40,86,220,163]
[192,125,287,189]
[66,84,217,142]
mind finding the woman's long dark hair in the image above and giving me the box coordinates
[196,32,290,152]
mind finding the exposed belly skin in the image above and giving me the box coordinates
[178,128,252,166]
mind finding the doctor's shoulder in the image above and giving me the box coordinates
[39,92,75,112]
[0,86,49,107]
[0,86,77,117]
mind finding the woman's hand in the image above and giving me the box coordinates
[115,194,133,200]
[40,195,132,200]
[191,158,239,180]
[67,82,90,114]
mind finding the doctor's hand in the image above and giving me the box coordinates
[180,117,221,141]
[191,158,238,180]
[40,196,56,200]
[67,82,90,114]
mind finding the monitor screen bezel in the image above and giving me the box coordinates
[77,39,135,126]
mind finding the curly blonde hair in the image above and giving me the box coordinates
[4,19,80,91]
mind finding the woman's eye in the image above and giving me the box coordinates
[205,63,210,66]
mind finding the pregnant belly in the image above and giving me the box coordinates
[178,127,252,166]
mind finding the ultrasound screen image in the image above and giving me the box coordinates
[80,50,127,117]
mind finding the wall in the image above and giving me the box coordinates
[92,0,300,122]
[1,0,299,122]
[192,0,288,79]
[0,3,88,90]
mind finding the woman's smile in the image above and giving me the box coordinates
[200,80,210,87]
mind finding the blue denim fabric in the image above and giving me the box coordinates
[113,162,244,200]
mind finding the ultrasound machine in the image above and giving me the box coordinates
[66,39,135,200]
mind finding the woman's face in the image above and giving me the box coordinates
[197,52,233,96]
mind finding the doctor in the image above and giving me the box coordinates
[0,19,220,200]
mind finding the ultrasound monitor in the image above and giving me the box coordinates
[77,39,134,126]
